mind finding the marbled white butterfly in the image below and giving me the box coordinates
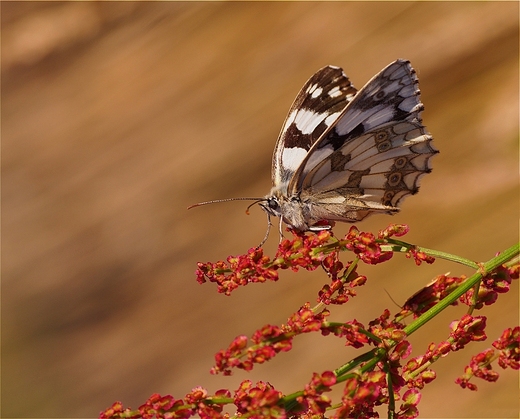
[190,59,438,244]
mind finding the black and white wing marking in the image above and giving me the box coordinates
[272,66,357,187]
[289,59,438,222]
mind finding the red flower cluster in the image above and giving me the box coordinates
[318,257,366,305]
[345,226,393,264]
[368,309,407,344]
[99,389,230,419]
[321,319,370,348]
[275,230,333,270]
[456,349,498,391]
[195,225,410,295]
[403,315,487,390]
[402,342,438,390]
[212,304,415,377]
[460,263,518,309]
[195,231,332,295]
[234,380,283,418]
[456,326,520,391]
[493,326,520,369]
[335,371,387,418]
[295,371,336,416]
[449,314,487,350]
[405,248,435,266]
[196,247,278,295]
[212,305,329,375]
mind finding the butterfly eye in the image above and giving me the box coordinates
[267,197,280,211]
[261,197,283,219]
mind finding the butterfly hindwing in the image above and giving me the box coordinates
[272,66,357,186]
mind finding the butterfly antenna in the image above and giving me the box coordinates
[245,198,268,215]
[187,197,264,210]
[188,197,271,247]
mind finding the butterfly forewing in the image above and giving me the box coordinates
[284,59,437,223]
[272,66,357,186]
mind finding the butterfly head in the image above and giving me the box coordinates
[259,195,282,218]
[261,186,314,232]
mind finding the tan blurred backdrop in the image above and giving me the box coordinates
[2,2,519,418]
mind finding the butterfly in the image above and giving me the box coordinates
[189,59,438,244]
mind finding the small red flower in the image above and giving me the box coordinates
[234,381,284,418]
[99,401,130,419]
[369,309,406,345]
[493,326,520,370]
[397,388,421,418]
[460,264,519,309]
[405,247,435,266]
[449,315,487,350]
[456,326,519,391]
[321,319,370,348]
[335,372,387,419]
[137,393,189,419]
[212,305,332,375]
[456,350,496,391]
[345,226,393,264]
[378,224,410,239]
[185,387,207,404]
[296,371,336,415]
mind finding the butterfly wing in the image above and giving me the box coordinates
[271,66,357,187]
[288,59,438,222]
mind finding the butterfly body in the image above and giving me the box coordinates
[264,179,399,232]
[262,59,438,232]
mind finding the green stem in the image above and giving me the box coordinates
[386,364,396,419]
[335,348,383,379]
[382,239,480,269]
[404,243,519,336]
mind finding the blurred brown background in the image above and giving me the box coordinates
[2,2,518,418]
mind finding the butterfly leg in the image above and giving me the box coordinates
[278,217,286,244]
[257,212,273,248]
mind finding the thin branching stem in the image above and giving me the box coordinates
[403,243,518,336]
